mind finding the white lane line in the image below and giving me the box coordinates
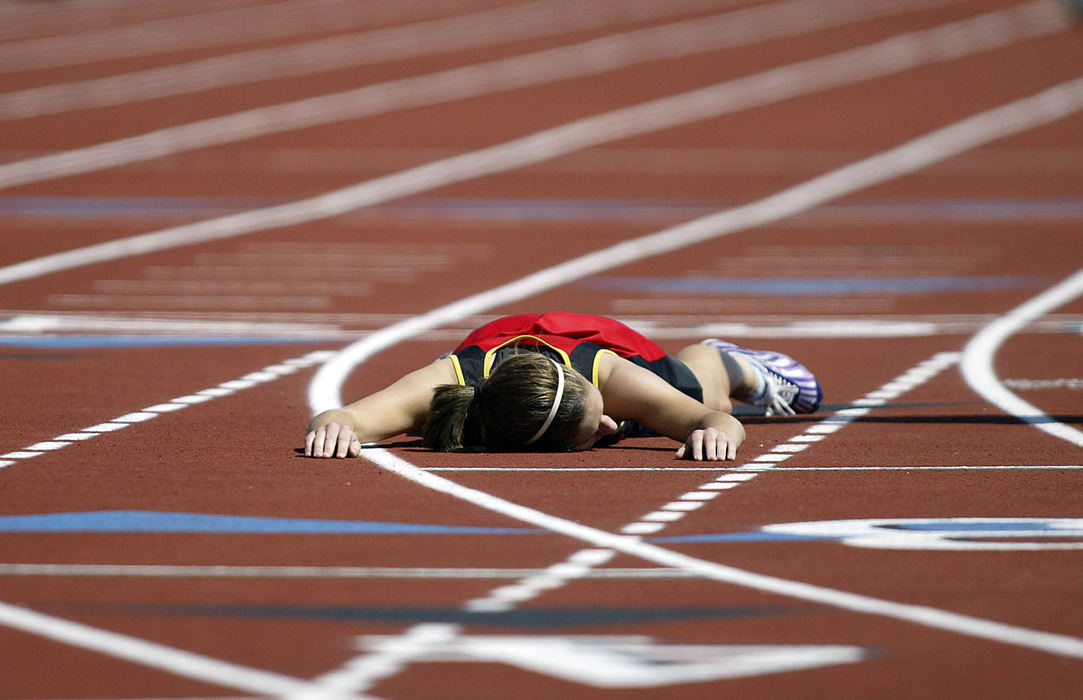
[418,465,1083,472]
[0,0,754,119]
[0,0,1009,192]
[0,601,334,698]
[0,0,473,74]
[0,563,695,580]
[308,70,1083,412]
[307,70,1083,687]
[961,268,1083,448]
[465,549,617,612]
[361,448,1083,661]
[0,350,333,471]
[619,352,959,534]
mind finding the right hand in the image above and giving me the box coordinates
[305,421,361,458]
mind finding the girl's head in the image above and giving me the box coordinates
[424,352,613,452]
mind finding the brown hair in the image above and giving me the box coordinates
[423,352,590,452]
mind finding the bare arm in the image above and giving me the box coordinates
[598,354,745,461]
[305,358,459,457]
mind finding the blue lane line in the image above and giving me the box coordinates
[0,511,541,535]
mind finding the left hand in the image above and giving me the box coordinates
[675,427,737,461]
[305,421,362,458]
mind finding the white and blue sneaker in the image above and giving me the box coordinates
[702,339,822,415]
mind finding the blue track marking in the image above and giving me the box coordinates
[52,602,805,627]
[0,511,540,535]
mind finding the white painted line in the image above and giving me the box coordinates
[25,441,70,451]
[424,466,731,471]
[641,511,686,522]
[219,380,256,390]
[752,453,792,463]
[82,423,128,433]
[961,268,1083,448]
[680,491,720,501]
[54,432,95,441]
[621,522,667,535]
[173,394,214,404]
[661,501,705,512]
[144,403,188,413]
[308,72,1083,412]
[200,387,236,397]
[807,424,845,434]
[0,0,452,73]
[0,0,797,119]
[0,0,986,187]
[0,351,334,472]
[0,600,321,696]
[241,371,279,383]
[114,412,157,423]
[760,465,1083,471]
[416,464,1083,473]
[568,549,616,566]
[0,460,14,468]
[1,2,1067,290]
[771,444,809,453]
[0,563,695,580]
[790,435,826,442]
[362,447,1083,660]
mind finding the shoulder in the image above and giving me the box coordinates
[404,357,460,387]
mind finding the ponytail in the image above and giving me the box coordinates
[424,383,485,452]
[423,352,589,452]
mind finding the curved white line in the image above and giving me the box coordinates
[308,75,1083,412]
[961,268,1083,447]
[361,447,1083,660]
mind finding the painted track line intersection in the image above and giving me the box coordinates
[3,1,1082,696]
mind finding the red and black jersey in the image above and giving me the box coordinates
[448,312,702,402]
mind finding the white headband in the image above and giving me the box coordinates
[525,359,565,445]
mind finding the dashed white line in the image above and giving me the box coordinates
[0,350,332,471]
[359,448,1083,661]
[619,352,960,535]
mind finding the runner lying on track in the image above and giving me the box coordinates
[304,312,821,461]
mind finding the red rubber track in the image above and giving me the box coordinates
[1,1,1081,698]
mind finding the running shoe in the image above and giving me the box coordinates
[702,339,823,415]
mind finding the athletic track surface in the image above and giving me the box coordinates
[1,1,1082,697]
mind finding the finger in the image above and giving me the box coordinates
[335,427,354,458]
[726,437,738,460]
[675,443,686,459]
[311,427,328,457]
[305,430,316,457]
[348,438,362,457]
[691,431,704,461]
[320,424,341,457]
[704,428,718,461]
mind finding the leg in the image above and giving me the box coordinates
[676,343,758,413]
[696,339,823,415]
